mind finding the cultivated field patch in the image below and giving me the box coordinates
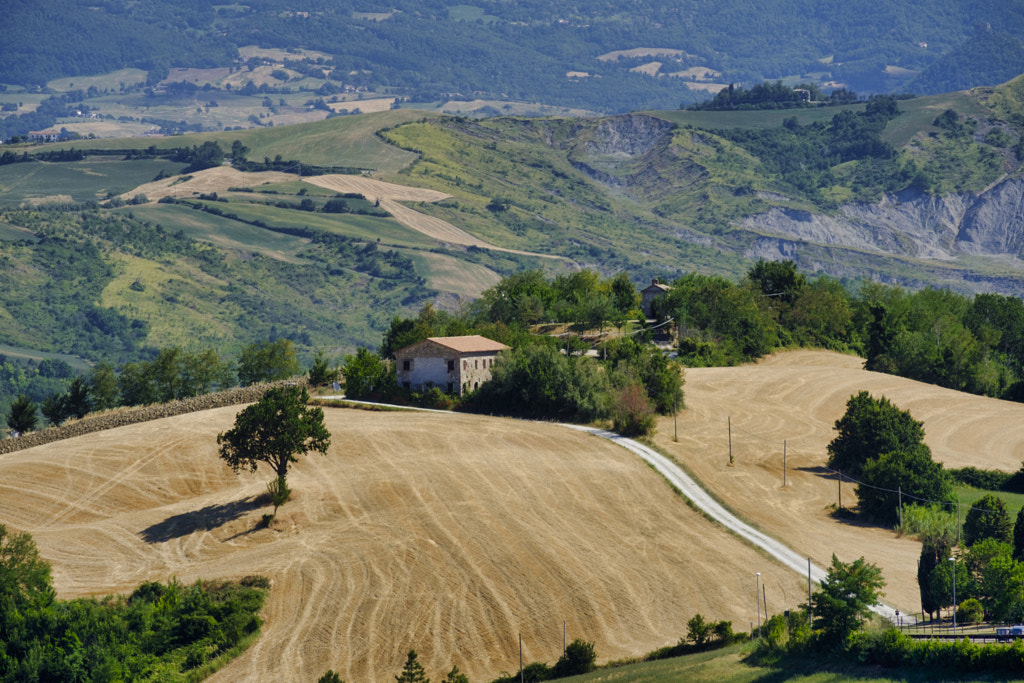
[653,350,1024,616]
[630,62,663,76]
[8,350,1022,680]
[597,48,687,61]
[119,167,298,203]
[1,408,807,682]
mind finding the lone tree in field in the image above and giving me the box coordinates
[395,649,429,683]
[217,385,330,513]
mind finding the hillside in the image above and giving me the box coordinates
[3,81,1024,394]
[4,0,1024,128]
[5,350,1024,680]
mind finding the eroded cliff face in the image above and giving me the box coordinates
[743,178,1024,260]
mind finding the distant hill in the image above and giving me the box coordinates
[4,0,1024,117]
[0,78,1023,408]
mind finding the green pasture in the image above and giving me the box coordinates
[0,157,184,207]
[448,5,500,22]
[47,69,148,93]
[882,92,984,148]
[406,250,501,298]
[0,220,38,241]
[112,204,311,263]
[196,199,440,249]
[561,642,1015,683]
[49,109,431,172]
[0,343,91,371]
[0,91,48,112]
[955,486,1024,519]
[100,252,245,351]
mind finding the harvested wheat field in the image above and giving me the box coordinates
[5,349,1018,680]
[1,405,807,682]
[120,167,298,202]
[656,349,1024,617]
[307,175,568,260]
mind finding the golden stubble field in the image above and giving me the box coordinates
[3,350,1022,681]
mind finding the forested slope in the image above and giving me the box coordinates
[4,0,1024,114]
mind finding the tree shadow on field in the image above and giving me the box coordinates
[141,496,262,543]
[796,466,875,528]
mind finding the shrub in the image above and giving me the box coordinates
[551,639,596,678]
[957,598,985,624]
[612,383,656,437]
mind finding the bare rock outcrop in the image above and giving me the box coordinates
[743,177,1024,261]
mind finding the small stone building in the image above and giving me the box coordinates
[641,278,672,318]
[395,335,510,396]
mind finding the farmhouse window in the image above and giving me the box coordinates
[447,382,453,392]
[447,359,455,372]
[475,359,479,369]
[403,360,411,371]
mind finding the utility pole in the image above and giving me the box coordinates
[728,416,733,465]
[673,395,678,442]
[807,558,813,627]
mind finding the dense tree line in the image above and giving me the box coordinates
[0,524,267,680]
[687,81,858,111]
[712,96,908,201]
[5,339,302,436]
[651,260,1024,406]
[342,271,682,434]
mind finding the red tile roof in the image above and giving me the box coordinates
[426,335,509,353]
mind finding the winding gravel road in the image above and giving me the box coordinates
[566,424,909,624]
[325,397,906,623]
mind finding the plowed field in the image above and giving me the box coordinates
[3,350,1018,680]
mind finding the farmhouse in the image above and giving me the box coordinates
[28,129,62,143]
[395,335,509,396]
[641,278,671,318]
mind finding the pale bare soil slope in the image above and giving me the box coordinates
[120,167,297,202]
[0,407,807,682]
[655,350,1024,616]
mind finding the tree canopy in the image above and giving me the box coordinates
[217,385,331,501]
[812,554,885,644]
[963,493,1013,547]
[826,391,926,477]
[237,339,301,387]
[857,443,954,526]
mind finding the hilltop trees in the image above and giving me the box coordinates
[217,386,330,514]
[6,394,37,434]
